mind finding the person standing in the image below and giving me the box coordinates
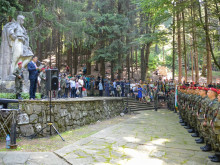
[78,76,84,98]
[66,65,70,73]
[28,56,40,100]
[116,85,121,97]
[89,79,95,96]
[99,80,103,96]
[138,85,143,102]
[13,62,24,99]
[121,79,125,97]
[113,80,117,97]
[39,68,47,99]
[65,76,70,98]
[69,78,76,98]
[60,74,66,98]
[104,80,110,96]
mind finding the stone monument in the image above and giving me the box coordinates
[0,15,33,92]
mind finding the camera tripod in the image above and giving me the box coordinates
[30,91,65,141]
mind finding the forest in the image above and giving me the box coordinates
[0,0,219,83]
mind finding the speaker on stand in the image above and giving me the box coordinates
[30,69,64,141]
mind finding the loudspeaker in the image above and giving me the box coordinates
[46,69,59,90]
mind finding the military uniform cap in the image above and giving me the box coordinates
[200,87,208,91]
[209,87,218,93]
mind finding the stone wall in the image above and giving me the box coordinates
[17,97,125,137]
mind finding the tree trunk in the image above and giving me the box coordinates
[135,48,138,70]
[204,1,212,84]
[190,39,194,82]
[111,61,114,81]
[95,61,99,71]
[172,2,175,80]
[201,52,207,77]
[182,10,187,82]
[177,12,182,83]
[86,52,92,75]
[145,43,151,80]
[131,47,134,78]
[118,53,122,80]
[57,31,61,70]
[126,48,130,80]
[100,57,105,78]
[140,45,146,81]
[192,3,199,83]
[73,39,78,75]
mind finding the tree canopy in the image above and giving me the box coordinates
[0,0,219,83]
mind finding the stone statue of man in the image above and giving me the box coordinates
[0,15,33,81]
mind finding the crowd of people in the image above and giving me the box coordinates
[13,56,219,102]
[37,73,177,102]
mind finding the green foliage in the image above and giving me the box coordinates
[0,93,41,99]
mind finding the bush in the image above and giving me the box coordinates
[0,93,41,99]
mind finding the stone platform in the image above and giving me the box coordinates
[16,97,125,137]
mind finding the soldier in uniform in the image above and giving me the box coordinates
[188,87,198,134]
[195,87,209,144]
[60,74,66,98]
[178,86,184,122]
[39,68,47,99]
[209,89,220,162]
[208,89,220,162]
[178,86,188,126]
[13,62,24,99]
[200,88,217,152]
[183,87,193,129]
[191,87,202,137]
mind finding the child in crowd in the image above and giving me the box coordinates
[137,85,143,102]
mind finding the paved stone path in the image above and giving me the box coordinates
[0,109,217,164]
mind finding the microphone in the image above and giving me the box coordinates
[37,60,42,64]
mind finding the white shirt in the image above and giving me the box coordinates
[113,82,116,88]
[78,79,84,87]
[70,80,76,88]
[32,61,37,68]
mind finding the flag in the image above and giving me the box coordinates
[175,85,178,109]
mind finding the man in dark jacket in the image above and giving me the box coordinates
[28,56,40,100]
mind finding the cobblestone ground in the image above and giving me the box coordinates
[0,109,217,165]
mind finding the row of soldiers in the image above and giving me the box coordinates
[176,86,220,162]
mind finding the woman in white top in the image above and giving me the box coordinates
[70,77,76,98]
[78,76,84,97]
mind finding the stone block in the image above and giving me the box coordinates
[24,105,33,115]
[60,109,68,117]
[35,123,42,132]
[29,114,38,123]
[20,124,34,136]
[47,116,54,122]
[82,111,87,117]
[33,105,42,114]
[17,113,29,125]
[54,104,61,114]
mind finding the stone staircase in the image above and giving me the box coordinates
[123,97,155,112]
